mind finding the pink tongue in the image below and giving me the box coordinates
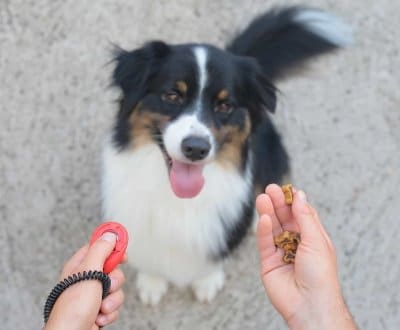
[169,160,205,198]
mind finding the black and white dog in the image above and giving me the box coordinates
[102,6,350,305]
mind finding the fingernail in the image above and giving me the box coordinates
[297,191,307,203]
[100,232,117,242]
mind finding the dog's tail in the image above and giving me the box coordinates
[227,6,352,81]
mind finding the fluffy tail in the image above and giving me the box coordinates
[227,6,352,81]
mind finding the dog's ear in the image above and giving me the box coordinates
[113,41,171,105]
[238,58,277,124]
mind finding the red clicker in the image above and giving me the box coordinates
[90,222,129,274]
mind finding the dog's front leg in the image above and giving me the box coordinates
[191,264,225,303]
[136,271,169,306]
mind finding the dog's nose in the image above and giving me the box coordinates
[181,136,211,161]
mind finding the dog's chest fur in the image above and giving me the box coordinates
[102,140,253,286]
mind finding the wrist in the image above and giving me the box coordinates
[286,291,357,330]
[44,281,102,330]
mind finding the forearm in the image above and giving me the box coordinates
[286,294,357,330]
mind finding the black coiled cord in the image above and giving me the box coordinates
[43,270,111,323]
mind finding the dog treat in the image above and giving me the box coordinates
[274,230,300,264]
[281,184,294,205]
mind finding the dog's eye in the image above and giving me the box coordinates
[215,101,233,114]
[162,91,183,104]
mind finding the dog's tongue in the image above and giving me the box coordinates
[169,160,205,198]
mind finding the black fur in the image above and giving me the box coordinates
[216,200,255,259]
[112,41,172,149]
[214,119,289,259]
[227,6,344,81]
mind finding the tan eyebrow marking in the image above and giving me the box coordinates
[176,81,188,94]
[217,89,229,100]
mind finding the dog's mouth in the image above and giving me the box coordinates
[155,131,205,199]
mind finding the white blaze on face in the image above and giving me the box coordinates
[193,46,208,112]
[162,47,216,199]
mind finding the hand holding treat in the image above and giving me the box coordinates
[273,184,300,264]
[255,184,357,330]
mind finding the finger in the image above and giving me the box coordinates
[101,289,124,314]
[255,193,282,236]
[256,214,289,277]
[90,324,99,330]
[266,184,299,232]
[83,232,117,270]
[260,247,287,278]
[60,244,89,279]
[96,310,120,327]
[108,268,126,292]
[256,193,269,216]
[308,205,335,251]
[292,191,325,246]
[256,214,277,259]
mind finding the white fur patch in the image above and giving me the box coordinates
[163,114,215,162]
[102,138,253,289]
[194,47,207,95]
[293,8,353,47]
[193,47,208,113]
[192,267,225,303]
[136,272,168,306]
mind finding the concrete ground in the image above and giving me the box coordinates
[1,0,399,329]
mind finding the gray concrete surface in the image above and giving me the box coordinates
[1,0,399,329]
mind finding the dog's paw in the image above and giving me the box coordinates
[192,269,225,303]
[136,272,168,306]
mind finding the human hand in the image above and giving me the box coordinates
[45,233,127,330]
[256,184,356,330]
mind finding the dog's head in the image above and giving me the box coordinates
[112,41,276,198]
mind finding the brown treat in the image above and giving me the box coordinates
[283,250,296,264]
[274,230,301,264]
[274,230,300,245]
[282,242,297,251]
[282,184,293,205]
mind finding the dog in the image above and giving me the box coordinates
[102,6,350,305]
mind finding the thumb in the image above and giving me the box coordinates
[292,191,323,245]
[83,232,117,271]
